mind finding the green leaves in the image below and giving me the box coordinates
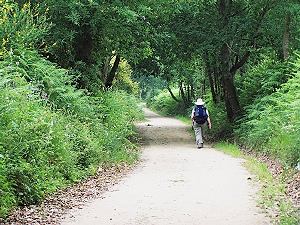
[0,1,143,218]
[236,56,300,167]
[0,1,48,53]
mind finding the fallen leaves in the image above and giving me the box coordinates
[287,172,300,209]
[0,163,136,225]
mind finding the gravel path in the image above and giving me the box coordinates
[61,108,271,225]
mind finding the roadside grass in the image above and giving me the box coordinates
[175,115,191,124]
[214,142,242,158]
[215,142,300,225]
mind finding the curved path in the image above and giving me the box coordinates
[62,108,270,225]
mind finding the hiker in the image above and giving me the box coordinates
[191,98,211,148]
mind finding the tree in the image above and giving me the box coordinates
[34,0,153,91]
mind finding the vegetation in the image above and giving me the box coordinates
[0,0,299,221]
[144,0,300,168]
[0,1,142,217]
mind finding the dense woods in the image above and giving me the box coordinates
[0,0,299,219]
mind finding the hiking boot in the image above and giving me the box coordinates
[197,143,204,149]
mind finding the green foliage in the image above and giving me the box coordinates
[136,75,167,101]
[0,73,142,218]
[98,91,143,163]
[38,0,153,90]
[236,56,300,167]
[113,60,140,96]
[0,1,143,218]
[214,142,242,158]
[0,1,48,53]
[148,89,186,116]
[205,98,233,140]
[236,53,295,107]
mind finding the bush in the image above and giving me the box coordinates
[0,73,142,217]
[236,56,300,167]
[113,60,140,96]
[205,99,233,140]
[148,89,187,116]
[0,1,143,218]
[236,54,294,107]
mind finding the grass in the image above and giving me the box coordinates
[214,142,243,158]
[215,142,300,225]
[175,115,192,125]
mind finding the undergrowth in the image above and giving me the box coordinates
[0,1,143,218]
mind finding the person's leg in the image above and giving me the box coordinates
[200,123,206,146]
[194,125,203,148]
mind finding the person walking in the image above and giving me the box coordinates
[191,98,212,148]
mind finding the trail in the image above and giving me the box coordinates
[62,108,270,225]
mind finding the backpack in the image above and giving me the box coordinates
[194,105,208,124]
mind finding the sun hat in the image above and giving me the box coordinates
[195,98,205,105]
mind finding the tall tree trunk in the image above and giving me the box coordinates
[179,81,187,104]
[101,56,112,82]
[218,0,242,121]
[167,86,180,102]
[105,55,121,88]
[187,85,191,103]
[220,43,241,122]
[283,13,291,61]
[190,84,195,100]
[222,75,241,122]
[207,63,217,103]
[213,67,221,102]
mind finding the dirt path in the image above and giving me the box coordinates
[61,108,271,225]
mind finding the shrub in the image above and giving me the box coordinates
[205,99,233,140]
[148,89,187,116]
[0,1,143,218]
[236,56,300,167]
[0,72,142,217]
[236,54,294,107]
[113,60,140,96]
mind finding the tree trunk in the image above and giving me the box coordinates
[222,75,241,122]
[187,85,191,103]
[214,68,222,102]
[167,86,180,102]
[101,56,112,82]
[218,0,242,121]
[207,63,217,103]
[105,55,121,88]
[220,43,241,122]
[190,84,195,100]
[179,81,187,104]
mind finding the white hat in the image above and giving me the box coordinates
[195,98,205,105]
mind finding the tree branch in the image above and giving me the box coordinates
[105,54,121,88]
[230,51,250,74]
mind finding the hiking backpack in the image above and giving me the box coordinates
[194,105,208,124]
